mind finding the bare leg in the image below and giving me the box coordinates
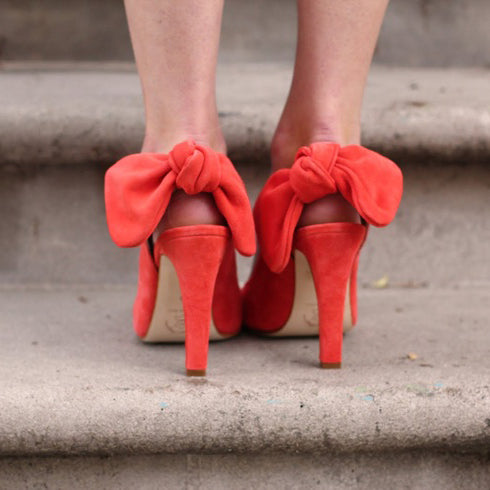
[124,0,226,231]
[271,0,390,225]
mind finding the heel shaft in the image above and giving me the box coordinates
[157,227,229,374]
[295,223,366,367]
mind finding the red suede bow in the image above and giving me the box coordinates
[255,143,403,272]
[105,140,256,256]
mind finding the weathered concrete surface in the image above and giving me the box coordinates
[0,64,488,167]
[0,0,133,62]
[1,0,489,67]
[1,452,489,489]
[1,64,488,287]
[377,0,490,67]
[1,161,489,288]
[0,286,488,457]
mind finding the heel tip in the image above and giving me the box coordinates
[187,369,206,377]
[320,362,342,369]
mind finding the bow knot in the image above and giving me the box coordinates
[168,141,222,194]
[104,140,256,255]
[254,142,403,273]
[290,143,340,203]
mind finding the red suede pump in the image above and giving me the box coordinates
[105,141,255,376]
[243,142,403,368]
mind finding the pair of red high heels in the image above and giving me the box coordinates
[105,140,403,375]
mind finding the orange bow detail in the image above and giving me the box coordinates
[255,143,403,272]
[104,140,256,256]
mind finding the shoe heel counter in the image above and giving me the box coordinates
[295,223,366,366]
[158,226,229,374]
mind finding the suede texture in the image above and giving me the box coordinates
[105,140,256,257]
[211,240,243,335]
[133,226,242,342]
[349,252,360,326]
[104,141,255,361]
[157,226,229,371]
[133,241,159,338]
[242,254,295,333]
[243,142,403,343]
[254,142,403,273]
[295,224,366,364]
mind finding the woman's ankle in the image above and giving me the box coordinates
[298,195,361,227]
[141,129,227,155]
[270,120,361,226]
[154,191,226,237]
[270,116,360,171]
[141,129,228,236]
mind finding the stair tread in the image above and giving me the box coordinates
[0,286,488,456]
[0,63,489,165]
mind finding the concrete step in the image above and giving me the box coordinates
[0,286,489,487]
[0,63,488,167]
[1,0,489,67]
[0,63,489,287]
[1,155,490,289]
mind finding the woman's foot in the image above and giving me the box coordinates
[298,194,361,227]
[154,191,226,237]
[270,128,361,227]
[142,135,228,237]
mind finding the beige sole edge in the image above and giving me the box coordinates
[266,250,353,338]
[142,255,230,343]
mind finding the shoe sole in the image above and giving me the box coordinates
[266,250,353,337]
[142,255,231,343]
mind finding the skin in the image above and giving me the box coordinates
[123,0,390,232]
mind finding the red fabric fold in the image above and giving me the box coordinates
[104,140,256,256]
[255,143,403,273]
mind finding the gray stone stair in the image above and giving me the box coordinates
[0,59,489,490]
[1,0,489,67]
[1,63,489,168]
[0,63,489,290]
[0,286,489,488]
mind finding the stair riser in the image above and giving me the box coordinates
[0,0,489,67]
[1,163,489,288]
[1,452,489,489]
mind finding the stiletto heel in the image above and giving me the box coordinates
[243,142,403,368]
[104,141,255,375]
[156,226,229,376]
[295,223,366,367]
